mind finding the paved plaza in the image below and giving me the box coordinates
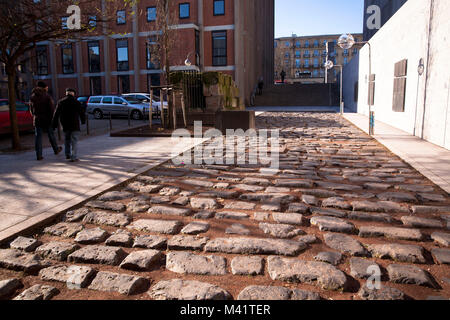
[0,113,449,300]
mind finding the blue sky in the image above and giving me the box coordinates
[275,0,364,38]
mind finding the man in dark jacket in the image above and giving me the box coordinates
[52,88,86,162]
[29,81,62,160]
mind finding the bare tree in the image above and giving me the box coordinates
[0,0,136,150]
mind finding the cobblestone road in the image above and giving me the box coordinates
[0,113,449,300]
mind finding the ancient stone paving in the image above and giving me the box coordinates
[0,112,449,300]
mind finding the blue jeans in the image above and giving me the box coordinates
[64,131,80,160]
[35,126,59,159]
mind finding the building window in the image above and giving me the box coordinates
[295,41,300,48]
[285,52,290,58]
[304,59,309,67]
[212,31,227,66]
[314,59,319,68]
[213,0,225,16]
[314,40,319,47]
[285,42,290,48]
[89,77,102,95]
[147,7,156,21]
[295,59,301,68]
[117,75,130,94]
[313,50,319,57]
[117,10,126,25]
[36,45,48,75]
[304,40,309,48]
[304,50,309,58]
[195,30,200,65]
[61,44,74,74]
[116,39,129,71]
[179,3,190,19]
[274,41,277,48]
[146,39,159,70]
[344,58,348,65]
[88,41,101,73]
[295,51,300,58]
[61,17,68,30]
[323,40,327,47]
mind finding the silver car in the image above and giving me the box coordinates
[122,93,168,116]
[86,95,150,120]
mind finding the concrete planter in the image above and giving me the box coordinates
[215,111,256,134]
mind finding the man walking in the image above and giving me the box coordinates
[52,88,86,162]
[29,81,62,161]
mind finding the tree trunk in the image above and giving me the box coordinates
[7,67,21,150]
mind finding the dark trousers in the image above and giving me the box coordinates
[64,131,80,160]
[35,126,58,159]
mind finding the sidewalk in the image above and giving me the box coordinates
[248,106,339,113]
[344,113,450,194]
[0,133,205,243]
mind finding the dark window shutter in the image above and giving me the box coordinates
[392,59,407,112]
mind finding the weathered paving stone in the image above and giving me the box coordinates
[36,242,80,261]
[98,191,133,201]
[235,184,265,192]
[396,185,434,193]
[0,279,22,299]
[431,232,450,247]
[68,245,127,266]
[310,216,355,234]
[74,228,109,244]
[350,258,381,279]
[322,197,352,210]
[237,286,320,300]
[172,196,189,206]
[149,279,231,300]
[348,211,393,223]
[10,236,41,252]
[368,243,426,264]
[387,264,437,288]
[204,237,306,256]
[190,198,219,210]
[43,222,84,238]
[432,248,450,264]
[242,177,271,186]
[167,235,209,251]
[260,203,281,211]
[267,256,347,291]
[314,252,342,266]
[63,208,89,222]
[133,235,167,249]
[364,183,392,190]
[181,222,210,235]
[358,283,405,300]
[272,213,303,226]
[150,196,170,204]
[83,211,131,227]
[166,251,227,275]
[298,188,338,198]
[148,205,192,217]
[265,186,290,193]
[259,223,304,239]
[183,179,214,188]
[127,219,183,235]
[351,200,409,213]
[302,195,319,206]
[127,201,150,213]
[39,265,96,289]
[126,182,162,193]
[214,182,230,189]
[274,179,314,188]
[401,216,443,229]
[159,187,180,196]
[316,181,362,192]
[85,201,126,212]
[359,226,423,241]
[105,229,133,247]
[239,193,296,204]
[88,271,149,295]
[198,190,240,199]
[412,205,450,214]
[298,235,318,244]
[310,207,347,218]
[253,212,271,221]
[418,193,446,202]
[323,233,368,256]
[287,203,309,214]
[231,256,264,275]
[120,250,164,271]
[215,211,249,220]
[226,224,251,235]
[224,201,256,210]
[193,211,215,219]
[13,284,59,300]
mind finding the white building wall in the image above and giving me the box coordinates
[357,0,450,149]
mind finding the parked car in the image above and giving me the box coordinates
[86,95,150,120]
[122,93,168,117]
[77,96,90,113]
[0,99,34,135]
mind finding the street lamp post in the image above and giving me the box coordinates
[338,34,374,135]
[324,60,343,115]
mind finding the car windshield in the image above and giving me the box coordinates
[123,97,141,104]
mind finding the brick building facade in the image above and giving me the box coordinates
[1,0,274,106]
[274,34,363,84]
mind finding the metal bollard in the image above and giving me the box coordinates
[369,111,375,135]
[109,112,112,132]
[128,109,131,127]
[86,112,90,135]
